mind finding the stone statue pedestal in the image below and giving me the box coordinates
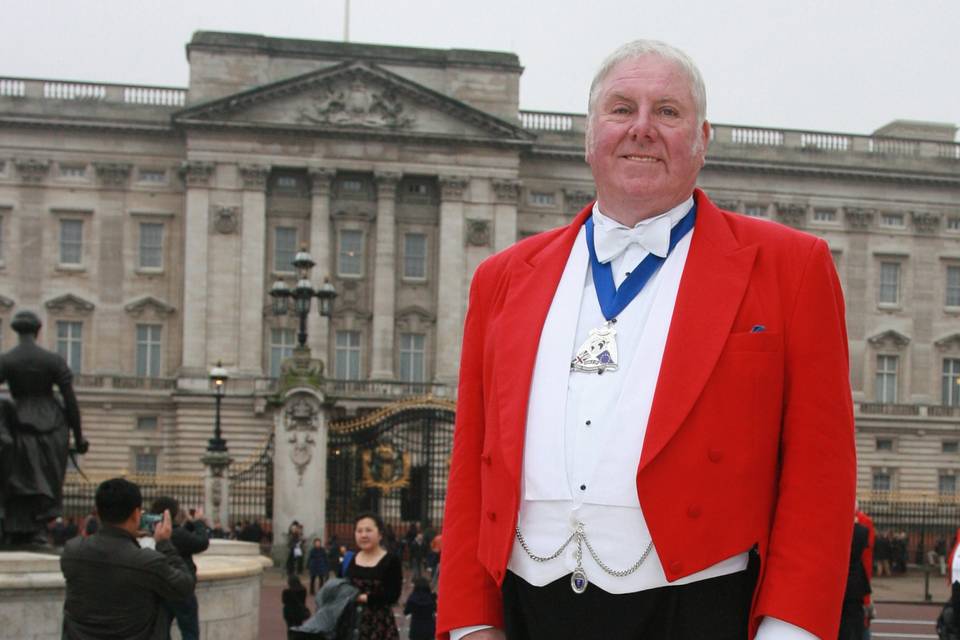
[201,450,234,529]
[0,542,271,640]
[271,349,329,565]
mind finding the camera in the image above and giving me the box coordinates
[139,512,163,533]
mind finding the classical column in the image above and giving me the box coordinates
[492,178,520,251]
[238,165,269,375]
[370,171,401,379]
[180,161,215,374]
[435,176,469,385]
[307,168,334,366]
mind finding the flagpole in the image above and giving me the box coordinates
[344,0,350,42]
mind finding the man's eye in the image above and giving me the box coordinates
[660,107,679,117]
[611,106,631,115]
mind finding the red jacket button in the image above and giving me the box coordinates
[708,448,723,462]
[670,561,683,574]
[487,511,497,521]
[687,505,701,518]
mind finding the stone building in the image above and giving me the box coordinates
[0,32,958,496]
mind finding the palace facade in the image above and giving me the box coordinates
[0,32,958,495]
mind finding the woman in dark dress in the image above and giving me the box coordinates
[281,575,310,638]
[345,512,402,640]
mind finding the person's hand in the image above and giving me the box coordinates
[463,630,505,640]
[154,509,173,542]
[356,593,368,604]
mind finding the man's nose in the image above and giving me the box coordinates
[627,111,657,141]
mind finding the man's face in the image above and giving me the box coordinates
[585,55,710,222]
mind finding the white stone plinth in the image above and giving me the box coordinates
[0,542,271,640]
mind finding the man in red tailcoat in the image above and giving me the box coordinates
[438,39,856,640]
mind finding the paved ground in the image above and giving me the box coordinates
[258,566,953,640]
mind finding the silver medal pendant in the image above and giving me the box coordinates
[570,569,588,594]
[570,321,618,374]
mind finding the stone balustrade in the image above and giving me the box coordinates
[518,110,960,160]
[857,402,960,418]
[0,76,186,107]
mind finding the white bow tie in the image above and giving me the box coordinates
[593,215,673,263]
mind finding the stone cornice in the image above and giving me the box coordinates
[0,115,175,135]
[867,329,911,348]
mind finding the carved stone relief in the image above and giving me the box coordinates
[14,158,50,183]
[239,164,269,190]
[465,219,491,247]
[298,79,414,129]
[94,162,132,187]
[180,161,215,187]
[911,211,941,234]
[492,179,520,204]
[563,189,595,214]
[210,205,240,234]
[439,176,468,201]
[844,207,875,230]
[284,394,322,486]
[776,203,807,227]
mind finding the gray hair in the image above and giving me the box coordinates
[587,40,707,126]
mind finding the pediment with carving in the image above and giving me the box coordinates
[867,329,911,349]
[935,333,960,351]
[174,61,533,146]
[45,293,95,315]
[124,296,176,318]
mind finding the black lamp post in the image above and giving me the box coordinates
[269,248,338,348]
[207,361,229,452]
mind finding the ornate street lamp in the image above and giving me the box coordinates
[269,248,338,348]
[207,361,229,453]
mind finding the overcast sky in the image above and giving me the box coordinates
[2,0,957,138]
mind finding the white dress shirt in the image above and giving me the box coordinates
[451,199,816,640]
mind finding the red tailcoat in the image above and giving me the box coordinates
[437,190,856,639]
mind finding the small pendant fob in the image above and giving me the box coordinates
[570,320,618,374]
[570,569,588,594]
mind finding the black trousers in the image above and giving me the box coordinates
[502,556,758,640]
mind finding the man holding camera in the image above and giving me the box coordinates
[150,496,210,640]
[60,478,195,640]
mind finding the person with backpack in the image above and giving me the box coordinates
[403,577,436,640]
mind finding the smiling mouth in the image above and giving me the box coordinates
[621,155,660,162]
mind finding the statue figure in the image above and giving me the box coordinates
[0,310,87,546]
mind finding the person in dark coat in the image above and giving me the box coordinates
[307,537,330,594]
[838,520,872,640]
[282,574,311,637]
[0,310,87,545]
[150,497,209,640]
[403,577,437,640]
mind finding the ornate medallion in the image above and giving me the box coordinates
[570,322,618,374]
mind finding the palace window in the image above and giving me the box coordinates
[399,333,426,383]
[943,441,959,454]
[948,217,960,232]
[274,226,298,273]
[940,474,957,496]
[135,452,157,475]
[136,416,158,431]
[813,208,836,222]
[876,438,894,452]
[56,320,83,371]
[529,191,556,207]
[59,219,83,265]
[138,222,164,269]
[946,266,960,307]
[943,358,960,406]
[871,471,892,492]
[59,164,86,179]
[744,204,767,218]
[875,354,898,403]
[138,168,166,183]
[135,324,162,377]
[878,262,901,305]
[403,233,427,280]
[269,328,295,378]
[338,229,364,277]
[335,331,362,380]
[881,212,905,228]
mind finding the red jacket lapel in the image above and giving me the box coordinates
[493,205,593,485]
[639,190,758,471]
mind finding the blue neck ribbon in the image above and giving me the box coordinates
[585,203,697,321]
